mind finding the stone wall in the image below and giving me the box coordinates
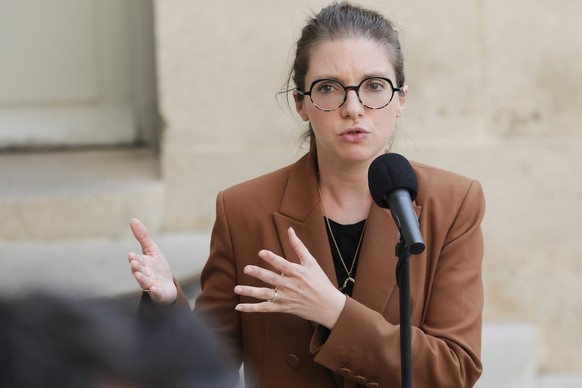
[154,0,582,373]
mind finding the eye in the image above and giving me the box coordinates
[365,78,388,91]
[314,81,341,95]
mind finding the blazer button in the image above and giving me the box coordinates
[286,354,301,369]
[353,375,367,384]
[337,367,351,377]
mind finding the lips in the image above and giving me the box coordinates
[340,127,369,143]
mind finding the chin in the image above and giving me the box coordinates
[342,149,379,164]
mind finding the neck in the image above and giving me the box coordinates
[316,155,372,224]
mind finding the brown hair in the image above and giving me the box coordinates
[286,2,405,151]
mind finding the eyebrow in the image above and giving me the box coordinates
[309,72,394,84]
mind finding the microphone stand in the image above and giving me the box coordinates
[395,239,412,388]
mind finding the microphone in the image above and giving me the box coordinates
[368,153,425,255]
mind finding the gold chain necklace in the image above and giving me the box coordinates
[318,185,367,292]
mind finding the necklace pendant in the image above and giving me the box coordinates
[340,276,356,291]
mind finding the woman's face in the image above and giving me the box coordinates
[294,38,407,169]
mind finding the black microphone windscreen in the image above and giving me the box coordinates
[368,153,418,208]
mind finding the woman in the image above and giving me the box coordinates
[128,2,485,387]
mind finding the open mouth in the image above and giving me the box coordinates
[341,127,368,136]
[340,128,368,142]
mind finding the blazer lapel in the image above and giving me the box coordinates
[272,153,337,288]
[351,203,423,317]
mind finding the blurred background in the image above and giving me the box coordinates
[1,0,581,387]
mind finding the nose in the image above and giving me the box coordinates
[341,89,365,118]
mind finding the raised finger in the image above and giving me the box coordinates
[287,227,316,266]
[129,257,148,273]
[243,264,281,286]
[128,252,152,269]
[234,285,277,302]
[129,262,152,281]
[235,301,278,313]
[257,249,296,275]
[132,270,154,290]
[128,251,143,263]
[129,218,158,254]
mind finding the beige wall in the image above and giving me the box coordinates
[154,0,582,373]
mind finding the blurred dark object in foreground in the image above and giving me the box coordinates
[0,291,238,388]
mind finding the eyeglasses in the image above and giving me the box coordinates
[296,77,402,112]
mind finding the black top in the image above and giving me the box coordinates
[323,218,366,297]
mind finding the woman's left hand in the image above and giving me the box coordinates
[234,227,346,329]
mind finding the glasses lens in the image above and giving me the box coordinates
[359,78,395,109]
[310,80,345,111]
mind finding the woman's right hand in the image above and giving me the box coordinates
[128,218,177,304]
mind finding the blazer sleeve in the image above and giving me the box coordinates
[311,179,485,387]
[194,191,243,365]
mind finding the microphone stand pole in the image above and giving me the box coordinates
[395,239,412,388]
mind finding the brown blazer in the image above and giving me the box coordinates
[193,152,485,388]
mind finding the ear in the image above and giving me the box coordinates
[396,85,408,118]
[293,90,310,122]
